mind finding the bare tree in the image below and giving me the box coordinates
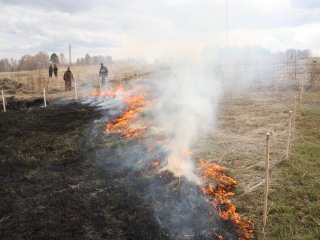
[84,53,91,65]
[0,59,12,72]
[34,51,49,69]
[32,51,49,91]
[307,60,320,90]
[17,55,35,71]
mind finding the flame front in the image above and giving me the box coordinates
[105,93,146,139]
[100,85,253,239]
[199,159,253,239]
[90,86,125,98]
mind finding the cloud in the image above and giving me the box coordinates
[291,0,320,9]
[0,2,127,58]
[0,0,119,13]
[0,0,320,60]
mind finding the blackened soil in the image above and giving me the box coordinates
[0,103,170,240]
[4,96,45,110]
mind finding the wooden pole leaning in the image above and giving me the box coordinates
[1,90,6,112]
[263,132,271,238]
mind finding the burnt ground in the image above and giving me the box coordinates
[0,102,168,240]
[0,101,235,240]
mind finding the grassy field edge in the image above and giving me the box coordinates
[267,104,320,239]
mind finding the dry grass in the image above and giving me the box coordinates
[195,88,294,181]
[194,80,319,239]
[0,64,155,104]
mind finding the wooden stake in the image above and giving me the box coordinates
[74,80,78,100]
[286,111,293,159]
[98,75,102,95]
[292,97,297,141]
[297,80,304,117]
[294,95,297,119]
[43,88,47,107]
[1,90,6,112]
[300,80,304,115]
[263,132,271,238]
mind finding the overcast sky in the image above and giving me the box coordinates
[0,0,320,61]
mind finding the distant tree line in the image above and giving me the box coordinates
[0,51,113,72]
[285,49,311,59]
[76,53,112,66]
[0,51,67,72]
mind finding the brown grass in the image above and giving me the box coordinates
[194,78,320,239]
[0,64,155,104]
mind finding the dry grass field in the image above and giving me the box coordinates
[0,64,155,108]
[195,83,320,239]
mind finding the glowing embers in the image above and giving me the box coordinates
[199,159,253,240]
[105,94,146,139]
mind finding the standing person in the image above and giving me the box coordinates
[63,67,74,91]
[99,63,108,87]
[53,64,58,77]
[49,64,53,77]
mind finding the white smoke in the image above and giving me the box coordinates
[150,56,221,183]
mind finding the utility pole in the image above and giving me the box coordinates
[69,43,72,66]
[307,49,310,87]
[225,0,229,47]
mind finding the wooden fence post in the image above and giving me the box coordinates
[74,80,78,100]
[263,132,271,238]
[286,111,293,159]
[1,90,6,112]
[43,88,47,107]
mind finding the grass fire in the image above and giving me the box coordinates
[1,1,320,240]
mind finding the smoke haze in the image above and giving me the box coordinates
[148,57,221,182]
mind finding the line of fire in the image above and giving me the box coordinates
[84,69,255,239]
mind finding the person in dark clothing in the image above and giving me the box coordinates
[53,64,58,77]
[63,67,74,91]
[49,65,53,77]
[99,63,108,86]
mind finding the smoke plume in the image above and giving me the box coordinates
[150,57,221,183]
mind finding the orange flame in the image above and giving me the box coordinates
[147,161,160,168]
[90,86,125,98]
[102,85,252,238]
[105,94,146,139]
[199,159,253,239]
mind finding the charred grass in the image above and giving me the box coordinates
[0,103,100,239]
[0,103,169,239]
